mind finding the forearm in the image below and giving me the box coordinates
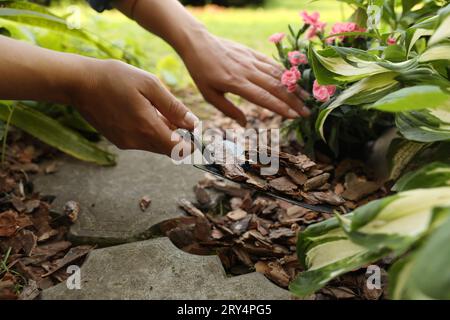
[113,0,208,58]
[0,36,88,104]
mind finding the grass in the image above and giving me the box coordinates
[50,0,352,87]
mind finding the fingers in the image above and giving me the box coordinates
[249,49,280,69]
[141,75,199,130]
[203,89,247,127]
[247,70,310,117]
[254,61,284,81]
[232,81,301,119]
[138,102,192,157]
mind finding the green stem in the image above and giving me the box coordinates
[1,104,15,166]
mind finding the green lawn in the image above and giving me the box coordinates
[54,0,351,87]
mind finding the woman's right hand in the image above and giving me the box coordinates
[70,58,198,156]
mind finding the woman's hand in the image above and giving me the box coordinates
[180,34,310,126]
[70,58,198,156]
[115,0,310,127]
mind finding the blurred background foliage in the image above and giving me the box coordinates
[42,0,352,89]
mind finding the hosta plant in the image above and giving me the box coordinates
[269,0,450,299]
[273,0,450,160]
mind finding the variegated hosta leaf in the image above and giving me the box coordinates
[419,43,450,62]
[371,85,450,112]
[338,188,450,250]
[389,211,450,300]
[393,162,450,191]
[386,138,428,180]
[290,188,450,297]
[396,108,450,142]
[316,72,400,141]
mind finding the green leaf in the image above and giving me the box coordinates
[429,15,450,46]
[316,72,399,140]
[386,138,427,180]
[291,188,450,297]
[383,44,407,62]
[371,86,450,113]
[419,44,450,62]
[396,109,450,142]
[0,103,115,166]
[0,0,123,60]
[393,162,450,192]
[390,212,450,299]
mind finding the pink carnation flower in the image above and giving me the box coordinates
[281,67,301,92]
[301,11,326,39]
[288,51,308,66]
[313,80,336,102]
[387,36,397,45]
[300,11,320,26]
[269,32,285,44]
[327,22,366,43]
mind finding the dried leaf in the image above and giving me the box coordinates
[269,228,295,240]
[310,191,345,206]
[342,173,380,201]
[269,176,298,192]
[303,173,330,191]
[226,209,247,221]
[178,199,205,218]
[285,168,307,185]
[41,245,93,277]
[222,164,247,182]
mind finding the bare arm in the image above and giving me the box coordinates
[0,35,84,104]
[0,36,196,155]
[114,0,310,125]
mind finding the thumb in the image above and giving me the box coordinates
[143,76,199,130]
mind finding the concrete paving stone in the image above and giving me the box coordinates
[42,237,291,300]
[35,147,203,246]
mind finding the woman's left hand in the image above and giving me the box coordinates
[180,34,310,126]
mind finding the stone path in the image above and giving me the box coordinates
[42,238,289,299]
[35,147,291,299]
[36,147,203,246]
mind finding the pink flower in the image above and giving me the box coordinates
[313,80,336,102]
[281,67,301,91]
[288,51,308,66]
[269,32,285,44]
[301,11,326,39]
[387,36,396,45]
[327,22,366,43]
[300,11,320,25]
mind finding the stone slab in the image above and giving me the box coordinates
[34,147,203,245]
[42,238,291,300]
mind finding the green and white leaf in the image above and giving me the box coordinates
[371,85,450,112]
[390,212,450,300]
[396,108,450,142]
[386,138,428,180]
[316,72,400,140]
[290,187,450,298]
[419,44,450,62]
[0,103,115,166]
[393,162,450,191]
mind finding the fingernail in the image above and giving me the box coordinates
[301,107,311,117]
[287,109,300,118]
[183,112,200,128]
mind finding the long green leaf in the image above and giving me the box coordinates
[390,212,450,299]
[0,103,115,166]
[316,72,399,140]
[371,85,450,112]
